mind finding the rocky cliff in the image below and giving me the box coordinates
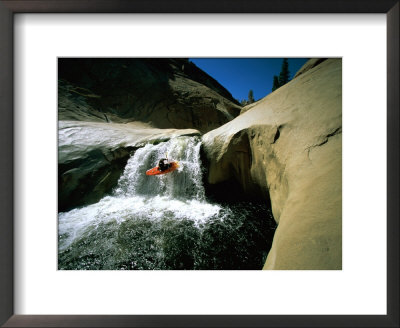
[202,59,342,270]
[59,58,241,133]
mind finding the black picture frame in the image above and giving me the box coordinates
[0,1,398,327]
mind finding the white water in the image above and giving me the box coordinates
[58,137,224,251]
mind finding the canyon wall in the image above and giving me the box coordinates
[202,59,342,269]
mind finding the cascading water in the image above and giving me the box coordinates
[58,136,276,270]
[114,137,207,202]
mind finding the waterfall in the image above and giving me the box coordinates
[114,136,206,200]
[59,137,221,251]
[58,136,276,270]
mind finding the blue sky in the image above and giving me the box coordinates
[189,58,308,102]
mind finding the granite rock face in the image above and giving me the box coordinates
[202,59,342,270]
[58,58,241,133]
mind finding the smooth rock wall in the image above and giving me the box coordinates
[202,59,342,270]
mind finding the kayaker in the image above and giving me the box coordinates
[158,158,170,171]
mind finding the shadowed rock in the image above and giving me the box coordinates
[58,58,241,133]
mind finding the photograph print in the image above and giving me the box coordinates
[58,58,342,270]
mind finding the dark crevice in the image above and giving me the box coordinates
[315,138,329,148]
[326,127,341,138]
[271,126,281,144]
[305,126,342,159]
[315,127,342,147]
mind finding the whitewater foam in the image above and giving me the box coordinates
[59,137,223,251]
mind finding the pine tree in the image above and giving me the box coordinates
[248,89,255,104]
[278,58,290,86]
[272,59,291,92]
[272,75,280,91]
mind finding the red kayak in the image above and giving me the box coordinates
[146,161,180,176]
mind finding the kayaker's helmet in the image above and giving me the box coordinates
[158,158,168,171]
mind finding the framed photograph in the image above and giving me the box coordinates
[1,1,398,327]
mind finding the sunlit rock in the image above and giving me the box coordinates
[202,59,342,270]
